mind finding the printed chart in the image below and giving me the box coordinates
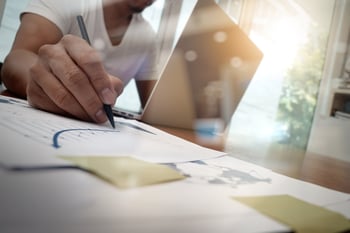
[0,96,225,164]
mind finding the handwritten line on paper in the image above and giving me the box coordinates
[0,96,156,148]
[52,129,119,148]
[0,116,154,149]
[52,121,155,148]
[59,156,186,188]
[0,95,225,164]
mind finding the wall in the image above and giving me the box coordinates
[0,0,6,24]
[0,0,30,62]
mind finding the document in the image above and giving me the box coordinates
[1,95,350,233]
[1,149,349,233]
[0,95,225,166]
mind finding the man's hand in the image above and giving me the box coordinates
[27,34,123,123]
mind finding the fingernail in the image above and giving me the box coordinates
[101,88,115,104]
[95,109,107,123]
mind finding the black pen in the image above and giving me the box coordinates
[76,15,115,128]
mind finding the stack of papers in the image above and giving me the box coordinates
[0,95,349,233]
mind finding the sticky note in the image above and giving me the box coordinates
[59,156,185,188]
[233,195,350,233]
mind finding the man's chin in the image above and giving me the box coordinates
[130,6,145,13]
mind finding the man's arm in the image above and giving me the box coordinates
[1,13,62,98]
[136,79,157,108]
[1,13,123,123]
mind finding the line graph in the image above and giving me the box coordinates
[0,97,155,149]
[0,95,224,164]
[52,128,119,148]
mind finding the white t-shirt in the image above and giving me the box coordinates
[23,0,158,85]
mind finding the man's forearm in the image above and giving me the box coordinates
[1,49,37,99]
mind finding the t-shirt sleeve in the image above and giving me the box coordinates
[22,0,78,34]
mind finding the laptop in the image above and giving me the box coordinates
[113,0,263,131]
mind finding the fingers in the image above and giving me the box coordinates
[27,73,69,117]
[61,35,119,104]
[38,42,107,123]
[27,34,122,123]
[28,60,93,122]
[109,74,124,102]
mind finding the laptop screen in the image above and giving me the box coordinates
[112,0,189,119]
[113,0,263,130]
[140,0,263,130]
[177,1,263,123]
[113,79,143,118]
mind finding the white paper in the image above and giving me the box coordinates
[0,96,225,165]
[1,154,349,233]
[1,95,349,233]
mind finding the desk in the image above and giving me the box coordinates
[157,126,350,194]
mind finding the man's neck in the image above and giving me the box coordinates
[103,0,133,19]
[102,0,133,46]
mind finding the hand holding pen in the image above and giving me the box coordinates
[77,15,116,128]
[26,16,123,126]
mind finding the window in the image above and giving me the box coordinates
[224,0,336,158]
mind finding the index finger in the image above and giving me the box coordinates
[61,35,117,105]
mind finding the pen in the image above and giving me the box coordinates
[76,15,115,129]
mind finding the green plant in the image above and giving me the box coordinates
[275,29,327,148]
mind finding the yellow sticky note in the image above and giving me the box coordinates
[233,195,350,233]
[59,156,185,188]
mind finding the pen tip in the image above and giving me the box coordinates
[103,104,115,129]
